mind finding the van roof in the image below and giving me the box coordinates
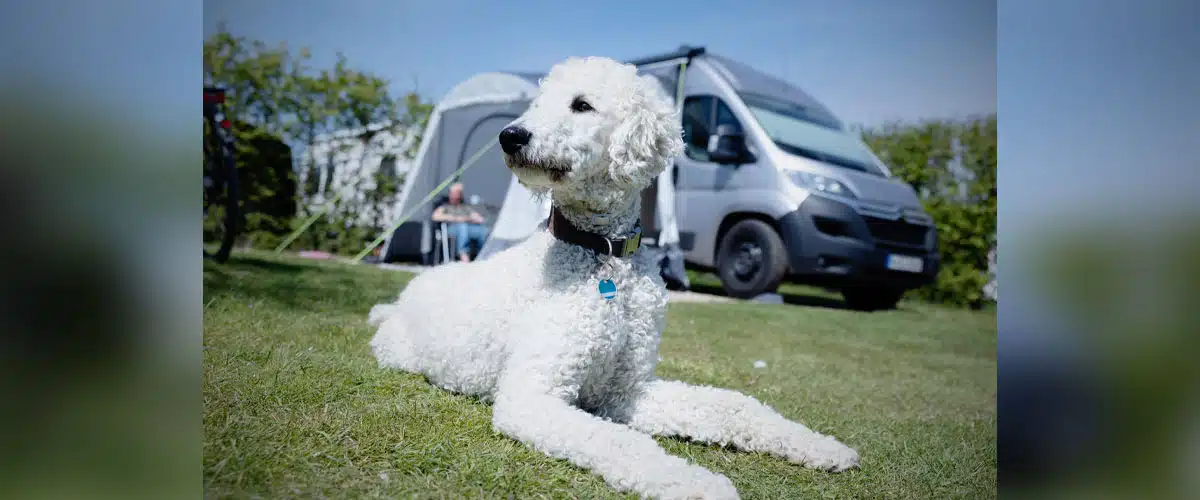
[700,53,844,130]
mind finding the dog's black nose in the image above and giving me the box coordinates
[498,126,532,155]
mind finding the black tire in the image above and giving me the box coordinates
[715,219,789,299]
[842,286,905,311]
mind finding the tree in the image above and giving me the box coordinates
[203,27,432,255]
[399,92,434,158]
[861,120,956,197]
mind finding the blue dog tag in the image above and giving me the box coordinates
[598,279,617,300]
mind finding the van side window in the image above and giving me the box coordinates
[681,95,746,163]
[716,100,739,129]
[681,96,714,161]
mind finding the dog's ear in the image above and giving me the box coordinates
[607,75,685,189]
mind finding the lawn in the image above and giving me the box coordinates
[203,251,997,499]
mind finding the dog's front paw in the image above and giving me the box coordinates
[786,434,860,472]
[658,465,740,500]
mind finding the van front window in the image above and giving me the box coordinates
[739,92,886,176]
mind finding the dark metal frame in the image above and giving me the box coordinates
[203,86,241,263]
[626,45,706,67]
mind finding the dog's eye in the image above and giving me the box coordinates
[570,97,594,113]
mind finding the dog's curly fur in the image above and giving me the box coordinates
[368,56,859,499]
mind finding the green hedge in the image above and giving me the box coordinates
[861,115,997,308]
[203,121,297,250]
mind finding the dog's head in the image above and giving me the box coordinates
[499,57,684,203]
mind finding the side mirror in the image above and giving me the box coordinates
[707,123,752,165]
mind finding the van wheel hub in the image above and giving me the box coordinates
[733,242,763,280]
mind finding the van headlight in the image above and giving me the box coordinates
[788,171,856,199]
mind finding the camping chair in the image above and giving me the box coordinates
[431,196,492,265]
[434,222,487,264]
[428,195,453,265]
[435,220,462,264]
[438,224,486,263]
[430,197,474,265]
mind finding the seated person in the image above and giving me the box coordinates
[431,182,488,263]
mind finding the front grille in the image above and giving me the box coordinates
[863,216,929,247]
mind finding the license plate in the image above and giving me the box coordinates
[886,254,924,273]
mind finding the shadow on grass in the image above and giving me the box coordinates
[229,255,313,274]
[204,252,411,314]
[686,283,856,311]
[778,291,856,311]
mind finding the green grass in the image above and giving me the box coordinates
[204,251,997,499]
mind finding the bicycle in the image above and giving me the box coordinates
[203,86,241,263]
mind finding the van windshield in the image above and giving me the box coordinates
[739,92,886,176]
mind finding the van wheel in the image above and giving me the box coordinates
[716,219,788,299]
[842,286,905,311]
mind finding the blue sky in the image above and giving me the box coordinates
[203,0,996,128]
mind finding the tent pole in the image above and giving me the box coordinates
[675,60,688,111]
[273,192,342,254]
[351,140,498,262]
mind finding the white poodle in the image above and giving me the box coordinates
[368,56,859,499]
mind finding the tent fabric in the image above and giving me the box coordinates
[475,176,551,260]
[438,72,540,111]
[382,71,541,258]
[388,72,540,220]
[382,103,446,257]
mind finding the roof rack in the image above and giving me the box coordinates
[626,45,706,67]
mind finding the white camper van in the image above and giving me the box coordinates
[635,47,940,310]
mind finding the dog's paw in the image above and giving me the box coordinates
[786,434,860,472]
[658,467,740,500]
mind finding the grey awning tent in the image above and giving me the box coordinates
[380,71,547,262]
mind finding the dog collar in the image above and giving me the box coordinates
[547,206,642,258]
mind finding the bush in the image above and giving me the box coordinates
[203,121,296,250]
[862,115,996,308]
